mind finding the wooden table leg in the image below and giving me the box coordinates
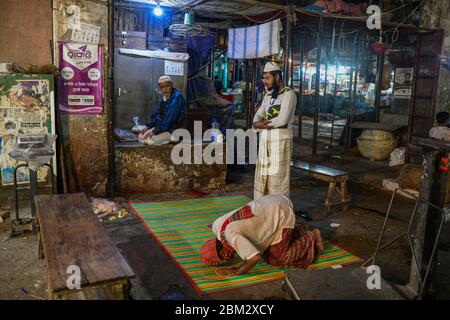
[324,181,336,214]
[122,280,131,300]
[37,231,44,259]
[112,283,125,300]
[340,179,350,213]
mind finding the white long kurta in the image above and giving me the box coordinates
[253,87,297,199]
[212,195,296,260]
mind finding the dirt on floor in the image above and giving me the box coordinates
[1,141,450,300]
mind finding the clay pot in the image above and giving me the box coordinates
[357,129,399,161]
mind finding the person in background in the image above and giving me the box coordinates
[213,75,224,95]
[253,61,297,199]
[199,195,323,276]
[429,111,450,142]
[134,76,186,145]
[256,77,265,106]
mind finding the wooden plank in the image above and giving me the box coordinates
[35,193,134,294]
[291,161,347,177]
[416,138,450,151]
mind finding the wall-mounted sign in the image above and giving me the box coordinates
[0,75,55,186]
[164,60,184,76]
[394,67,413,97]
[70,22,101,45]
[58,42,103,114]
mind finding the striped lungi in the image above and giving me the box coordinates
[265,224,317,268]
[254,136,292,199]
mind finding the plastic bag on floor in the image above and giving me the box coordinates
[382,178,400,191]
[114,128,138,141]
[389,147,406,167]
[131,116,147,134]
[382,179,418,200]
[91,198,118,218]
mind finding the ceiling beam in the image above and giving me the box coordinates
[179,0,211,10]
[223,0,285,10]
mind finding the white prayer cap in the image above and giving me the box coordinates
[263,61,281,73]
[158,75,173,83]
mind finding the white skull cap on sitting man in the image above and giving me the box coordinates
[263,61,281,73]
[158,75,173,83]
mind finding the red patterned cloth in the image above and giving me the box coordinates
[199,238,223,266]
[200,205,253,266]
[265,224,317,268]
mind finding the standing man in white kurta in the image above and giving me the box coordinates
[253,62,297,199]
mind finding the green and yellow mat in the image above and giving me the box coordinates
[130,195,364,295]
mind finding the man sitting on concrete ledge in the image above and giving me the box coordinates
[429,111,450,142]
[133,75,186,145]
[199,195,323,276]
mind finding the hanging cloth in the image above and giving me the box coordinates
[227,19,282,59]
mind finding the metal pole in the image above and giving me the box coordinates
[298,38,304,140]
[251,59,257,122]
[312,19,322,155]
[29,169,38,232]
[330,60,339,146]
[349,37,360,145]
[345,35,359,151]
[323,62,328,114]
[245,60,251,129]
[290,25,294,88]
[108,0,116,198]
[374,52,385,123]
[284,5,292,80]
[283,8,291,80]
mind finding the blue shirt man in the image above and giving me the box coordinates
[138,76,186,144]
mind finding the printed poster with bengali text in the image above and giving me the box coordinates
[0,74,55,186]
[58,42,103,114]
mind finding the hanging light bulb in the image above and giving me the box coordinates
[153,3,163,16]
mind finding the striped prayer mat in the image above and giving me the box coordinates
[130,196,363,295]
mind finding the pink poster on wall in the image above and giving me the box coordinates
[58,42,103,114]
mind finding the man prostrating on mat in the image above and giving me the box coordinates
[200,195,323,276]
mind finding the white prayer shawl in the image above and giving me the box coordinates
[211,195,296,260]
[227,19,282,59]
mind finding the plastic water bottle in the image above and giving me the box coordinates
[211,118,220,142]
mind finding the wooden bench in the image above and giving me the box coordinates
[35,193,135,300]
[291,160,350,214]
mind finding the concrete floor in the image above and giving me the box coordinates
[1,138,450,300]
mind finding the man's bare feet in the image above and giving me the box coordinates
[312,228,323,255]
